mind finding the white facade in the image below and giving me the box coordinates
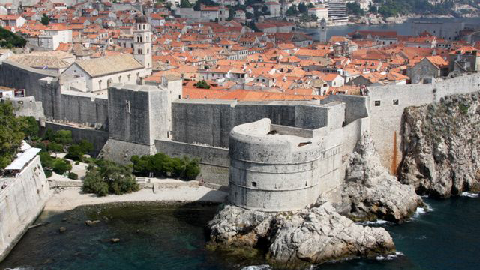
[61,63,149,93]
[38,29,73,50]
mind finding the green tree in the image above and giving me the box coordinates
[39,151,54,169]
[185,158,200,180]
[65,144,84,161]
[194,80,211,89]
[20,116,39,140]
[0,101,27,169]
[41,14,50,26]
[347,2,365,16]
[53,159,72,175]
[298,3,308,14]
[43,128,55,141]
[286,5,298,16]
[83,168,109,197]
[180,0,192,8]
[78,139,94,154]
[0,27,27,48]
[47,142,64,153]
[54,130,73,145]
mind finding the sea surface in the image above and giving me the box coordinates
[300,17,480,40]
[1,196,479,270]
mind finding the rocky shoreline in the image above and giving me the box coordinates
[208,135,423,267]
[208,202,395,268]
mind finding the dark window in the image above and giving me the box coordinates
[252,182,257,187]
[375,100,381,106]
[393,99,399,105]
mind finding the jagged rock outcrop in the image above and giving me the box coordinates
[399,92,480,198]
[338,135,423,223]
[208,202,395,267]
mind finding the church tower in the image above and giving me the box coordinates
[133,15,152,70]
[319,18,327,43]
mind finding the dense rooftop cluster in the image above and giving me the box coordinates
[0,0,478,101]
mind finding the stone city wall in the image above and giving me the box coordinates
[0,156,50,261]
[100,139,156,165]
[172,100,341,148]
[0,62,108,128]
[369,73,480,174]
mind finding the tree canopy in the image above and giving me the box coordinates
[41,14,50,26]
[0,102,34,169]
[0,27,26,48]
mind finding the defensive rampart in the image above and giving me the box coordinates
[0,156,50,261]
[369,73,480,174]
[229,119,344,212]
[171,100,351,148]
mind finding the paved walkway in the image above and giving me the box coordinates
[44,186,228,211]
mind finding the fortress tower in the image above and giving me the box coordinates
[133,15,152,70]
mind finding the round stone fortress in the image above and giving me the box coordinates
[229,118,326,212]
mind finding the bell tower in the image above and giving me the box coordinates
[133,15,152,70]
[319,18,327,43]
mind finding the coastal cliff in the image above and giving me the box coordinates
[338,135,423,223]
[399,92,480,198]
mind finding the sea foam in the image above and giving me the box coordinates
[461,192,479,198]
[375,251,404,261]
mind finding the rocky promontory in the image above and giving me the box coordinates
[208,202,395,267]
[399,92,480,198]
[338,135,423,223]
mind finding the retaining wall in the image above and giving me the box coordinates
[0,156,50,261]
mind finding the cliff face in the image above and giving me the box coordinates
[339,135,422,223]
[399,92,480,198]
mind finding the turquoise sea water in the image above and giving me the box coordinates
[1,197,479,270]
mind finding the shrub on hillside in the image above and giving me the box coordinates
[66,144,84,161]
[53,159,72,175]
[68,172,78,180]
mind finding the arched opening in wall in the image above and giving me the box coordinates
[107,78,113,88]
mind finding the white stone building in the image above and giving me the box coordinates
[60,54,150,93]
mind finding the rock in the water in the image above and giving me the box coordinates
[111,238,120,243]
[85,220,100,226]
[339,134,423,223]
[59,227,67,233]
[399,92,480,198]
[208,203,395,267]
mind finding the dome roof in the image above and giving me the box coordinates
[135,14,148,24]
